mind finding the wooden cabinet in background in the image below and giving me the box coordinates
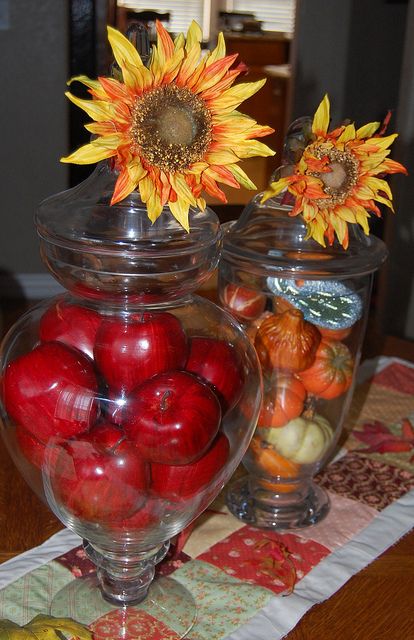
[217,33,292,204]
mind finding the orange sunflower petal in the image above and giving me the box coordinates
[111,168,137,205]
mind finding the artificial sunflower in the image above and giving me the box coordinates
[262,94,407,249]
[61,22,275,230]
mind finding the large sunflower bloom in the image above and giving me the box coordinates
[262,94,407,249]
[61,22,275,230]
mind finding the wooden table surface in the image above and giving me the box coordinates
[1,300,413,639]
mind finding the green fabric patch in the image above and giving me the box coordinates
[0,562,73,626]
[173,559,273,640]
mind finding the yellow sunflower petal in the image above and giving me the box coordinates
[359,151,391,172]
[355,208,371,234]
[208,79,266,113]
[337,123,356,144]
[373,193,394,211]
[174,32,185,51]
[206,32,226,65]
[312,94,330,136]
[122,59,153,93]
[175,44,202,86]
[168,198,190,231]
[138,176,155,204]
[330,213,347,246]
[65,92,115,122]
[227,164,257,190]
[205,149,241,165]
[151,22,176,82]
[365,176,392,199]
[169,174,197,205]
[261,177,292,202]
[85,122,117,135]
[233,139,275,159]
[302,201,318,222]
[358,133,398,153]
[186,21,203,50]
[127,158,147,184]
[335,205,357,223]
[107,25,143,71]
[60,141,117,165]
[356,121,380,138]
[67,75,106,99]
[147,190,164,223]
[306,216,327,247]
[196,196,207,211]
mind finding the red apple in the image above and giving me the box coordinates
[221,283,266,321]
[3,342,99,442]
[124,371,221,465]
[51,423,149,523]
[151,432,230,501]
[39,299,101,360]
[15,425,46,468]
[102,389,127,426]
[106,497,163,533]
[94,312,188,394]
[185,337,244,412]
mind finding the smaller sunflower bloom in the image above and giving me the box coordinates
[61,22,275,230]
[262,94,407,249]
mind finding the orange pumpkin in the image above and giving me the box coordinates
[258,373,306,428]
[255,309,321,372]
[298,338,354,399]
[249,437,300,493]
[316,324,352,341]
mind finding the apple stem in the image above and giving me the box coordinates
[160,390,172,412]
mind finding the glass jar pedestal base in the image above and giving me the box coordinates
[50,540,196,639]
[51,574,196,639]
[226,476,330,530]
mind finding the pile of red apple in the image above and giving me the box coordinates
[2,299,244,530]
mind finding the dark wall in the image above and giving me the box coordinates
[292,0,407,128]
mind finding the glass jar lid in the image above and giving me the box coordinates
[35,162,222,301]
[222,193,388,280]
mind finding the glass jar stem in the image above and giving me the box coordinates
[84,540,170,606]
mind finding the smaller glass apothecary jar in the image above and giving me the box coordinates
[218,193,387,529]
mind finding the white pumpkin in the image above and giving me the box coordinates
[263,414,333,464]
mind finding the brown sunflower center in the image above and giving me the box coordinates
[310,147,359,207]
[131,84,212,173]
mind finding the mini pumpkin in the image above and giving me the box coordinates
[258,373,307,428]
[298,338,354,399]
[249,437,300,492]
[222,283,266,321]
[263,414,333,465]
[254,309,321,372]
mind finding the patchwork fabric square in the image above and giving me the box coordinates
[315,452,414,509]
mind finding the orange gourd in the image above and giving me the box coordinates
[316,325,352,341]
[254,309,321,372]
[258,373,306,428]
[298,338,354,399]
[249,437,300,493]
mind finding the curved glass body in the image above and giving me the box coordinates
[218,194,388,529]
[0,163,261,622]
